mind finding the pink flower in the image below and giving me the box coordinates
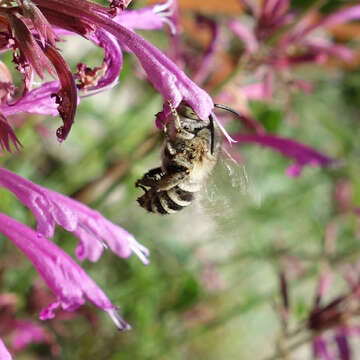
[11,321,49,352]
[228,1,360,99]
[230,133,335,177]
[0,0,213,148]
[0,167,149,264]
[114,0,176,34]
[0,213,130,330]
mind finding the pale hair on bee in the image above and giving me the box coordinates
[135,101,237,215]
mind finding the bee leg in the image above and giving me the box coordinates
[167,100,194,140]
[171,154,194,171]
[156,170,188,191]
[135,167,164,189]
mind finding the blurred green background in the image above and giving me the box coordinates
[1,0,360,359]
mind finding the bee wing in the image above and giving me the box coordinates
[198,148,249,217]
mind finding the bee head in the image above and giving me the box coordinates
[177,103,199,121]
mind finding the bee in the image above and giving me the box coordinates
[135,101,222,215]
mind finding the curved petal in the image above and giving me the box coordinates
[34,2,214,120]
[84,29,122,91]
[232,133,335,177]
[1,81,59,117]
[43,44,77,141]
[0,114,22,152]
[0,213,130,331]
[12,321,48,352]
[0,168,149,265]
[101,19,214,119]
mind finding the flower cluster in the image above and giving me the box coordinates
[1,0,359,357]
[0,0,217,356]
[210,0,359,176]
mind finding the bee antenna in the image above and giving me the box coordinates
[214,104,243,119]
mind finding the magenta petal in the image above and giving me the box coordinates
[8,14,56,80]
[334,332,351,360]
[86,30,123,91]
[43,44,77,141]
[0,114,22,152]
[96,17,214,119]
[305,39,354,62]
[114,6,167,31]
[34,1,213,119]
[0,168,149,265]
[232,133,334,177]
[12,321,47,352]
[0,213,130,330]
[239,82,270,100]
[239,72,274,100]
[22,1,57,47]
[0,338,12,360]
[1,81,59,117]
[313,336,334,360]
[320,5,360,28]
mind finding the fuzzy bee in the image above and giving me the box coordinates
[135,102,222,215]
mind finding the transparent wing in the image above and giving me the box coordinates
[197,148,250,218]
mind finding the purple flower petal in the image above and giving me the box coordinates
[36,3,213,120]
[229,20,259,54]
[11,321,47,351]
[284,5,360,46]
[0,338,12,360]
[0,213,130,330]
[305,38,354,62]
[21,1,57,47]
[335,331,351,360]
[319,5,360,28]
[114,2,174,32]
[84,29,122,91]
[43,44,77,141]
[0,167,149,265]
[313,336,334,360]
[0,114,22,153]
[8,13,56,80]
[239,82,270,100]
[261,0,288,19]
[238,71,274,100]
[232,133,335,177]
[102,20,213,119]
[1,81,59,117]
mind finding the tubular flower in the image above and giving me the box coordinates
[0,168,149,264]
[0,0,213,150]
[230,133,335,177]
[308,270,360,360]
[227,1,360,99]
[0,213,130,331]
[232,0,360,66]
[11,321,52,353]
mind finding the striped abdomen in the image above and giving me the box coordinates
[137,185,194,215]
